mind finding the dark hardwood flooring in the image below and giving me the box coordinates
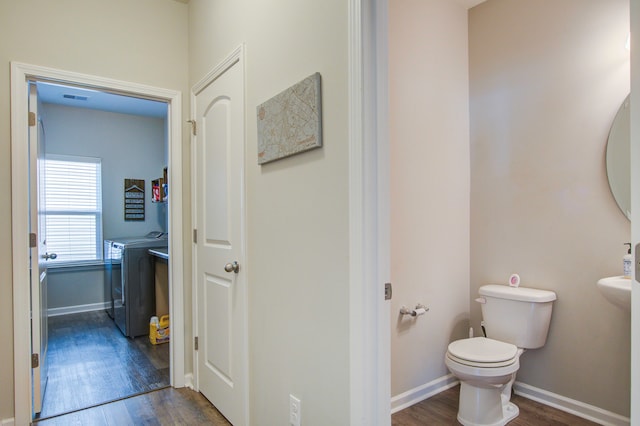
[34,387,231,426]
[36,382,600,426]
[35,320,599,426]
[392,385,600,425]
[37,310,170,420]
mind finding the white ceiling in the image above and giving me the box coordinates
[37,81,168,118]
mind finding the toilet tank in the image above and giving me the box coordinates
[479,284,557,349]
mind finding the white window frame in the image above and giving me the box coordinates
[44,153,103,266]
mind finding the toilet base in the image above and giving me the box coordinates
[457,382,519,426]
[502,402,519,424]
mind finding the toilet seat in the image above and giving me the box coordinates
[447,337,518,368]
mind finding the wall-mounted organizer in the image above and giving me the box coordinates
[152,167,168,203]
[124,178,145,221]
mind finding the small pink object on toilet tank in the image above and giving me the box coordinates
[509,274,520,288]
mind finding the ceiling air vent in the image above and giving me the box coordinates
[63,94,89,101]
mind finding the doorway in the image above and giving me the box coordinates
[11,62,186,425]
[34,80,170,420]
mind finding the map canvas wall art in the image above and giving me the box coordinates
[256,72,322,164]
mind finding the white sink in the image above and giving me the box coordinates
[596,276,631,312]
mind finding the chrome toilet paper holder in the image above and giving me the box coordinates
[400,303,429,317]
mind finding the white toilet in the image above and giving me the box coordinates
[445,284,556,426]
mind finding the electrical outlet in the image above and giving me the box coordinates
[289,394,302,426]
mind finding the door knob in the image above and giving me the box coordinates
[43,252,57,260]
[224,261,240,273]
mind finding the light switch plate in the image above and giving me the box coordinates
[289,394,301,426]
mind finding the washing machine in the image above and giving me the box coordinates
[104,231,168,337]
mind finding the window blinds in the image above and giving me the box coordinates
[44,155,103,264]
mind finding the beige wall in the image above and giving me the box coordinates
[389,0,471,397]
[188,1,350,424]
[3,0,630,422]
[470,0,631,416]
[0,0,189,420]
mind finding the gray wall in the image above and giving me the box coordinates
[43,98,168,311]
[469,0,630,416]
[47,267,108,311]
[44,103,168,240]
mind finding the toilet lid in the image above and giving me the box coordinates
[447,337,517,364]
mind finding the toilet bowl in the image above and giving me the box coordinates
[445,284,556,426]
[445,337,522,426]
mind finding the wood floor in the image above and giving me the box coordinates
[34,387,231,426]
[392,385,600,425]
[34,317,599,426]
[35,382,600,425]
[37,310,170,420]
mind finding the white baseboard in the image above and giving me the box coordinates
[390,374,459,414]
[1,418,15,425]
[184,373,195,390]
[514,381,630,426]
[391,376,630,426]
[47,301,111,317]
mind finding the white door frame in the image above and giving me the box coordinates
[630,0,639,421]
[348,0,391,424]
[10,62,185,425]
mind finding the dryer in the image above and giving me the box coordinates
[104,232,168,337]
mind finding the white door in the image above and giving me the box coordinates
[29,82,50,415]
[193,51,247,425]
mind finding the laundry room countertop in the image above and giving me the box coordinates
[148,247,169,260]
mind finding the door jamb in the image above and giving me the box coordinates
[630,0,639,420]
[10,62,185,425]
[348,0,391,424]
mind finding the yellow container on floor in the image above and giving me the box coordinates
[150,315,170,345]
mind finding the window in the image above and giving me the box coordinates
[44,154,103,265]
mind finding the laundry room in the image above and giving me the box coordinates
[36,81,171,419]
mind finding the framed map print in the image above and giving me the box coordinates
[256,72,322,164]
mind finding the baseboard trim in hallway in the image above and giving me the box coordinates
[390,374,459,414]
[514,381,630,426]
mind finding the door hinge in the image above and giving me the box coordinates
[31,353,39,368]
[384,282,392,300]
[29,233,37,248]
[193,229,197,244]
[187,119,197,136]
[28,112,36,127]
[194,336,199,351]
